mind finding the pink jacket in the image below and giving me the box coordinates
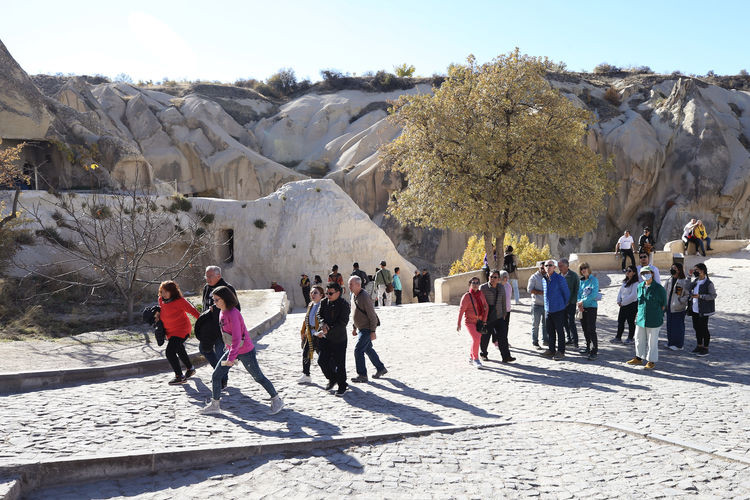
[219,308,255,362]
[458,291,489,326]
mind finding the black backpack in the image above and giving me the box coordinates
[503,254,517,273]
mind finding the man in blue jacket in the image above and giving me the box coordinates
[542,260,570,361]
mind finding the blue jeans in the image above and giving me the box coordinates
[353,329,385,377]
[211,349,277,401]
[531,304,548,344]
[200,337,228,386]
[510,279,520,302]
[666,310,686,348]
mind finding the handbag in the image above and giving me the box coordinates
[575,308,583,321]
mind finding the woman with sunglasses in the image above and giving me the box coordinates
[613,265,639,344]
[664,263,689,350]
[457,277,489,369]
[297,285,325,384]
[200,286,284,415]
[687,263,717,357]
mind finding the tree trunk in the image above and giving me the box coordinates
[482,232,494,272]
[127,294,134,324]
[0,188,20,230]
[494,232,505,270]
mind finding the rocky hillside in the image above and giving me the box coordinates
[3,38,750,267]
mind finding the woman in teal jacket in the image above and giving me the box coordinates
[627,267,667,370]
[577,262,600,360]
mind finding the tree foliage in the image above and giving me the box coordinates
[0,142,28,232]
[382,49,611,268]
[449,234,551,275]
[394,63,416,78]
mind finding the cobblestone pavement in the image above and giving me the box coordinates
[29,423,750,499]
[0,290,282,373]
[3,253,750,497]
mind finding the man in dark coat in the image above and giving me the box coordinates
[199,265,240,389]
[418,268,432,303]
[413,270,421,300]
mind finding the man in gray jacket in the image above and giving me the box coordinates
[527,261,548,348]
[349,276,387,382]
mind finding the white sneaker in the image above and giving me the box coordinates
[200,399,221,415]
[297,374,312,384]
[668,345,679,351]
[270,395,285,415]
[473,359,484,369]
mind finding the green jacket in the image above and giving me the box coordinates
[375,268,392,286]
[563,270,579,306]
[636,280,667,328]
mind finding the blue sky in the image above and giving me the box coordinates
[4,0,748,83]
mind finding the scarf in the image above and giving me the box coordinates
[469,289,485,317]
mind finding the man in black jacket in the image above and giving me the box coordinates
[199,265,240,389]
[418,268,432,303]
[317,282,351,396]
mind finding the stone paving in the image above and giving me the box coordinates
[28,423,750,499]
[2,253,750,497]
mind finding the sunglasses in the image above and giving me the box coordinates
[545,264,555,267]
[325,291,337,296]
[490,275,499,279]
[470,280,480,285]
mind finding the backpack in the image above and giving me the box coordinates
[503,254,517,274]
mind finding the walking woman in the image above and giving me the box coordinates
[297,285,324,384]
[457,277,489,369]
[688,263,717,357]
[664,263,690,350]
[627,267,667,370]
[200,286,284,415]
[156,281,199,385]
[613,266,639,344]
[577,263,600,360]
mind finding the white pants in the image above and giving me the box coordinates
[635,325,660,362]
[376,284,393,306]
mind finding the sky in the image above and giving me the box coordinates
[3,0,749,84]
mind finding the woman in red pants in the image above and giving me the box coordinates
[457,277,488,369]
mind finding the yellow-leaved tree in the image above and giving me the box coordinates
[382,49,612,270]
[449,234,551,275]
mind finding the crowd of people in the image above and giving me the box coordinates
[458,239,717,370]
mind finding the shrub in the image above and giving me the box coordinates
[254,219,266,229]
[168,194,192,213]
[89,204,112,220]
[593,63,620,74]
[394,63,416,78]
[603,86,621,106]
[266,68,299,96]
[449,234,551,275]
[195,210,215,225]
[740,69,749,76]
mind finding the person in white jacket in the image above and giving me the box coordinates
[612,266,639,343]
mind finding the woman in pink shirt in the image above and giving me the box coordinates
[457,277,489,369]
[200,286,284,416]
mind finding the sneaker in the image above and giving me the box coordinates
[588,352,598,361]
[610,337,622,344]
[542,341,549,346]
[541,350,555,358]
[624,338,634,344]
[269,396,285,414]
[644,361,656,370]
[502,357,516,363]
[351,375,369,383]
[200,399,221,415]
[373,368,388,379]
[297,374,312,384]
[335,386,348,397]
[168,376,186,385]
[691,346,702,353]
[553,352,565,361]
[184,368,196,379]
[579,347,590,355]
[627,357,643,365]
[668,345,679,351]
[697,348,709,357]
[473,359,484,369]
[480,354,489,361]
[324,380,336,391]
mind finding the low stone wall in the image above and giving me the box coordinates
[434,240,749,304]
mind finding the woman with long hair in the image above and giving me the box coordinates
[200,286,284,415]
[156,281,199,385]
[457,277,489,369]
[664,262,690,350]
[297,285,324,384]
[613,266,639,344]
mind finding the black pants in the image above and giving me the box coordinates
[490,314,512,361]
[620,249,635,270]
[302,287,311,306]
[395,290,402,305]
[301,336,317,376]
[581,307,598,353]
[616,302,637,339]
[317,339,347,389]
[165,336,192,377]
[563,303,578,344]
[546,309,566,353]
[692,314,710,347]
[418,293,429,303]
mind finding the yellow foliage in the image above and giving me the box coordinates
[450,234,551,275]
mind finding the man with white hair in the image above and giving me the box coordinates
[542,259,570,361]
[199,266,240,389]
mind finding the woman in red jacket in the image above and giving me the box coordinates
[457,277,489,369]
[156,281,200,385]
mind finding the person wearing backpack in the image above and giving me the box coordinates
[349,276,387,382]
[200,286,284,415]
[503,246,521,305]
[375,261,394,306]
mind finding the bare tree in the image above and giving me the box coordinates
[18,182,215,322]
